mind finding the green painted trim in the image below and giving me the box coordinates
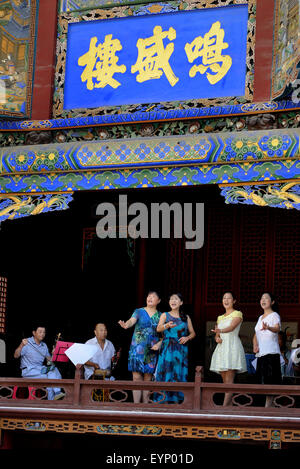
[0,160,299,195]
[0,129,298,176]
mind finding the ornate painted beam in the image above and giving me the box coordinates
[0,194,74,225]
[0,128,299,174]
[0,417,295,449]
[0,101,299,132]
[0,129,299,193]
[0,161,300,195]
[0,129,299,225]
[220,182,300,210]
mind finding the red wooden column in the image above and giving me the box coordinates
[253,0,276,102]
[31,0,59,120]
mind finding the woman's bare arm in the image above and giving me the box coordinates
[118,317,137,329]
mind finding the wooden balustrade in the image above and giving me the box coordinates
[1,366,300,416]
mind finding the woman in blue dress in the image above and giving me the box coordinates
[118,291,161,403]
[155,293,196,403]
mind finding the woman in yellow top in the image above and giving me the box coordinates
[210,292,247,406]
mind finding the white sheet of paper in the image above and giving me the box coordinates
[251,358,257,371]
[65,343,99,366]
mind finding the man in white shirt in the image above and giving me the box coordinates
[84,323,116,380]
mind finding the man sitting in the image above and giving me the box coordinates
[84,323,116,380]
[14,324,65,400]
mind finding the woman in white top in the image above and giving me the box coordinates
[210,292,247,406]
[253,292,281,407]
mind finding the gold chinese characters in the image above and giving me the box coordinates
[78,22,233,90]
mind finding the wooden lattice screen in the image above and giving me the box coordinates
[165,205,300,320]
[164,238,195,304]
[206,206,300,318]
[239,207,269,304]
[273,209,300,306]
[206,207,234,304]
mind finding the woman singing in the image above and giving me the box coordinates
[155,293,196,403]
[253,292,281,407]
[118,291,162,403]
[210,291,247,406]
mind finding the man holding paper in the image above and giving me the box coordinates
[83,323,116,380]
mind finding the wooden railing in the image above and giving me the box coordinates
[1,367,300,415]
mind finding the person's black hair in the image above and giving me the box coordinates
[169,293,187,322]
[94,322,107,330]
[222,291,237,301]
[261,292,279,313]
[147,290,161,300]
[32,323,46,332]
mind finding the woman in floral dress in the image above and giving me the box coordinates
[118,291,161,403]
[154,293,196,404]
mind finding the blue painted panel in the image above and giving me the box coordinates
[64,5,248,109]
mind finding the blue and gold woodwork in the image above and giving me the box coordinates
[1,129,299,174]
[0,193,74,224]
[0,100,300,130]
[0,128,299,227]
[269,430,282,450]
[0,130,299,199]
[220,182,300,210]
[0,161,299,195]
[59,0,168,12]
[272,0,300,101]
[0,0,38,117]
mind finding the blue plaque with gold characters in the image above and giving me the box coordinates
[64,4,248,109]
